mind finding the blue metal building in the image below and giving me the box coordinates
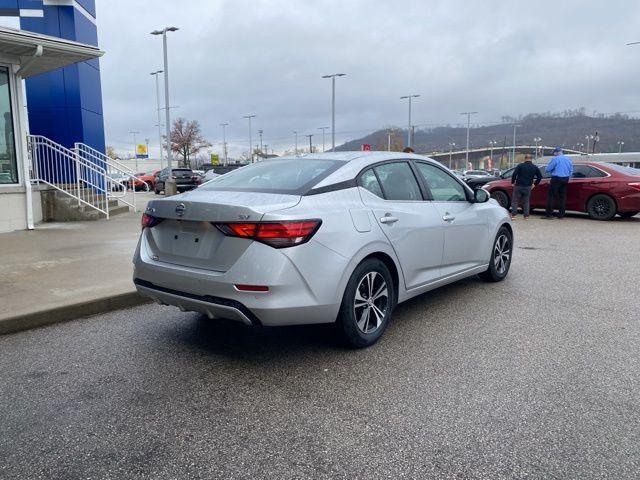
[0,0,104,153]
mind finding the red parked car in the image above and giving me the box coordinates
[484,162,640,220]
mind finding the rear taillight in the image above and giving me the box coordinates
[628,182,640,191]
[141,213,163,230]
[214,220,321,248]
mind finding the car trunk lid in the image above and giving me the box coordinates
[144,190,300,271]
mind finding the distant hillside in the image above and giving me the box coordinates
[336,111,640,154]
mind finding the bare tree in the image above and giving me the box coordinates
[170,118,212,168]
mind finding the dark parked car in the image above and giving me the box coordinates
[154,168,199,194]
[484,162,640,220]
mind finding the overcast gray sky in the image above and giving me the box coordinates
[95,0,640,157]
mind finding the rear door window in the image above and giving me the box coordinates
[373,162,423,201]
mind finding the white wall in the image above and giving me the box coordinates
[0,189,41,233]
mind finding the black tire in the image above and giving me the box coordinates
[337,258,395,348]
[491,190,510,210]
[586,194,616,221]
[144,182,153,192]
[479,226,513,282]
[154,183,161,195]
[619,211,639,219]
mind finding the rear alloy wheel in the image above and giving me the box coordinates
[619,211,639,219]
[587,194,616,221]
[479,226,512,282]
[490,190,510,210]
[338,259,394,348]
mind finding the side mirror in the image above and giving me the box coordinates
[474,188,490,203]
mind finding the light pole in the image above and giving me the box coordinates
[258,129,264,158]
[585,135,594,155]
[322,73,346,151]
[293,131,298,156]
[448,142,455,169]
[489,140,497,167]
[618,141,625,153]
[243,114,255,162]
[401,94,420,147]
[151,26,179,195]
[219,123,228,165]
[306,134,314,153]
[129,130,140,169]
[533,137,542,159]
[318,126,329,152]
[387,130,392,151]
[150,70,164,169]
[511,124,521,167]
[460,111,477,166]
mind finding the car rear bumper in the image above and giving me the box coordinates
[132,234,345,326]
[617,192,640,212]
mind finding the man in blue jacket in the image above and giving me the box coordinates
[543,147,573,219]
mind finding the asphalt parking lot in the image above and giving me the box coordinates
[1,214,639,479]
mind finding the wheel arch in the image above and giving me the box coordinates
[490,188,511,208]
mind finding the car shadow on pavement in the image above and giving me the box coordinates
[168,276,482,362]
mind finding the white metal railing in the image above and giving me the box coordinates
[27,135,132,219]
[76,142,149,212]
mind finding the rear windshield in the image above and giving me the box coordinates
[200,158,343,194]
[602,163,640,176]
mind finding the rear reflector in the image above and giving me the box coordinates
[141,213,163,230]
[235,284,269,292]
[628,182,640,191]
[214,220,321,248]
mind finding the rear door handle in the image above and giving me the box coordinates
[380,214,399,224]
[443,214,455,223]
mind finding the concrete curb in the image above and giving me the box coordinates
[0,291,152,336]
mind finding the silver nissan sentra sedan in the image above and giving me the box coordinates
[133,152,512,347]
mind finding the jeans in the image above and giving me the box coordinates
[511,185,532,216]
[546,176,570,217]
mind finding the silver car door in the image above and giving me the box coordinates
[358,162,444,290]
[414,162,491,277]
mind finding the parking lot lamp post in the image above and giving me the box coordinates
[460,112,478,166]
[150,70,164,169]
[243,114,255,162]
[401,95,420,147]
[258,129,264,158]
[489,140,497,166]
[129,130,140,170]
[322,73,346,151]
[306,134,314,153]
[151,26,179,195]
[511,124,521,167]
[293,131,298,156]
[618,141,625,153]
[219,123,228,165]
[533,137,541,159]
[318,126,329,152]
[448,142,455,169]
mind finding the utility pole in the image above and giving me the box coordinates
[306,134,314,153]
[243,114,255,162]
[258,129,264,158]
[219,123,228,166]
[460,111,478,167]
[318,126,329,152]
[150,70,164,169]
[448,142,455,169]
[293,131,298,156]
[401,94,420,147]
[322,73,346,151]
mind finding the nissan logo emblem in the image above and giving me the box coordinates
[175,203,186,217]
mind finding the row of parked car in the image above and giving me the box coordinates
[109,168,220,194]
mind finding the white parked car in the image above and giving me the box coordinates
[134,152,513,347]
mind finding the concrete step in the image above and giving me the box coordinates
[108,205,131,217]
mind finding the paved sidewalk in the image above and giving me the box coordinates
[0,210,148,334]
